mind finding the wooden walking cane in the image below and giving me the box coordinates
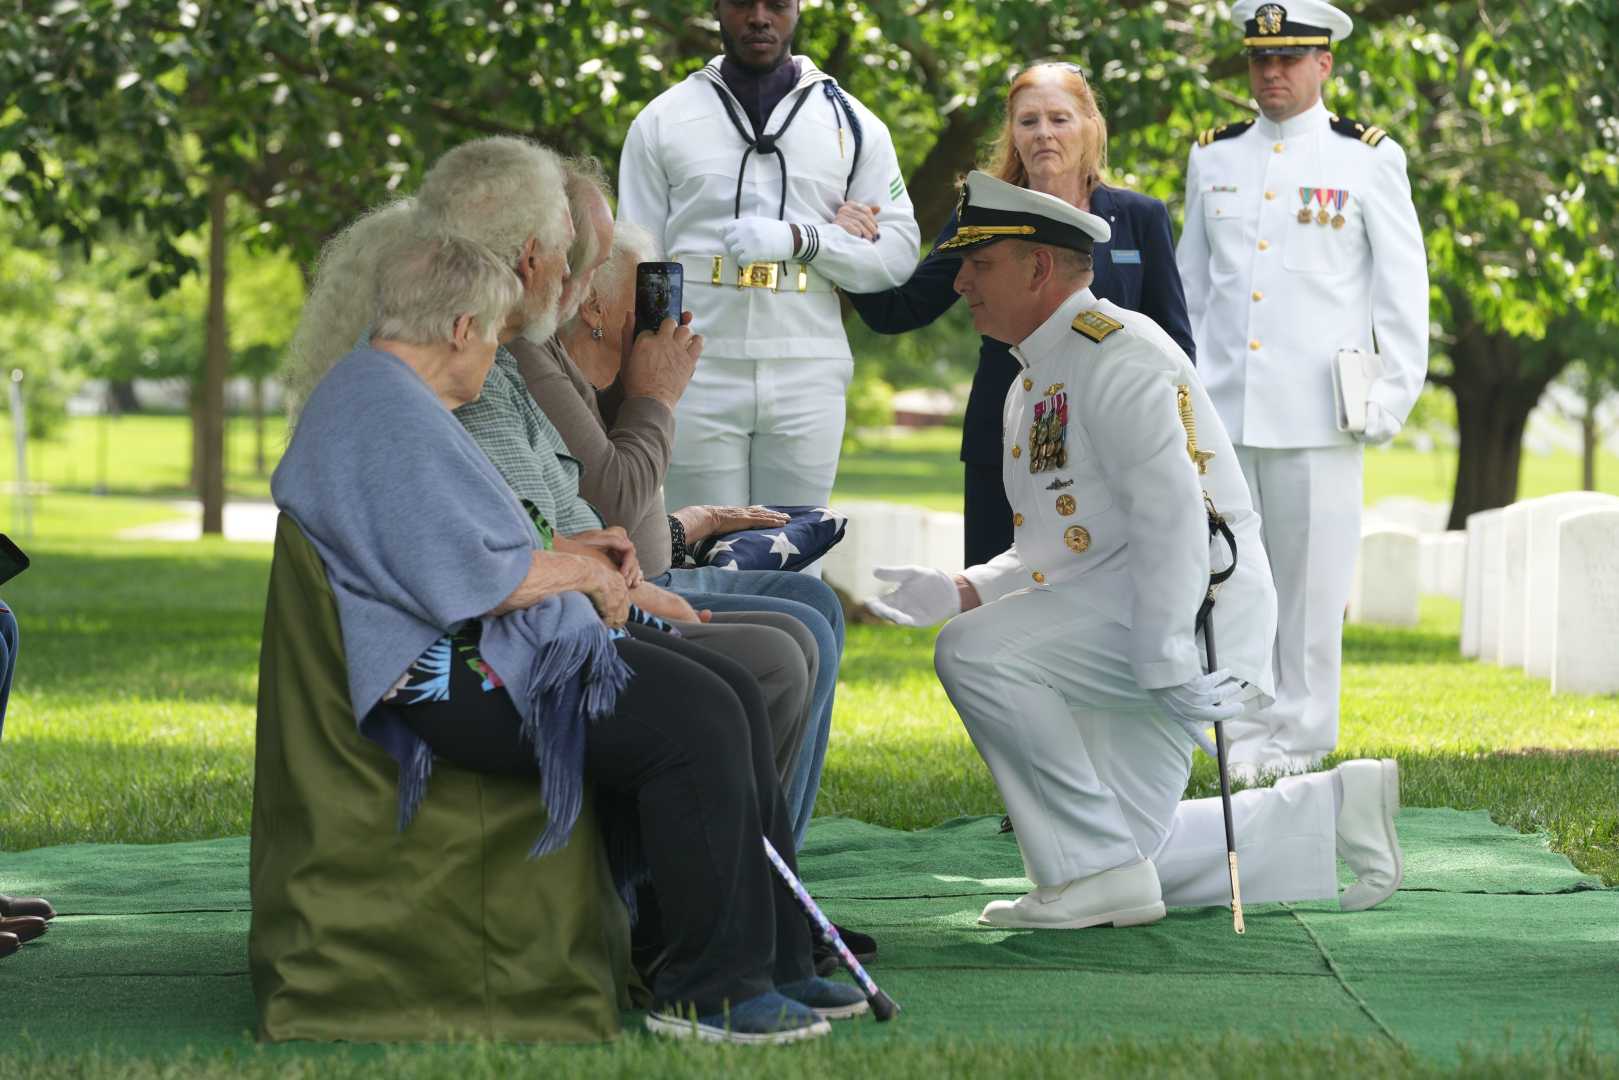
[1178,386,1246,935]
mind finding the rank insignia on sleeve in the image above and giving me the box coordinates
[1072,310,1124,343]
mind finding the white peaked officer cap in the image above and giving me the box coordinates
[936,170,1111,254]
[1234,0,1354,54]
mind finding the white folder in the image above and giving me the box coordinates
[1333,348,1383,434]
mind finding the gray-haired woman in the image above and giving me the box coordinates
[273,230,862,1043]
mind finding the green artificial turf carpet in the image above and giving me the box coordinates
[1,810,1613,1064]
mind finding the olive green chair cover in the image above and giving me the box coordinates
[249,513,632,1044]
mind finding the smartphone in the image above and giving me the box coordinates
[633,262,684,337]
[0,534,28,588]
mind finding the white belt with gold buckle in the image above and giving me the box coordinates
[677,255,834,294]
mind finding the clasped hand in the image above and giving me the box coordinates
[722,218,795,266]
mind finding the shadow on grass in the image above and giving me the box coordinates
[1343,620,1466,665]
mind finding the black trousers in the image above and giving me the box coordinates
[963,461,1014,569]
[386,622,814,1015]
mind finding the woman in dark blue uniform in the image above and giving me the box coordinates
[848,63,1196,566]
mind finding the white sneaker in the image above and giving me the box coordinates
[978,859,1166,930]
[1336,758,1404,911]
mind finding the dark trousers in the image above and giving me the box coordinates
[389,622,814,1016]
[963,462,1014,569]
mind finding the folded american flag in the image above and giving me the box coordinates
[696,505,849,572]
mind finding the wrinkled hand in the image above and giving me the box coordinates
[629,582,710,624]
[559,527,643,588]
[674,504,790,544]
[1359,401,1402,446]
[832,201,881,241]
[866,565,960,627]
[1150,669,1245,755]
[581,559,631,628]
[619,310,701,409]
[722,217,796,266]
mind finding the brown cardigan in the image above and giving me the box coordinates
[508,336,679,576]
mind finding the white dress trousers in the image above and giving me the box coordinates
[1231,444,1364,768]
[935,584,1339,906]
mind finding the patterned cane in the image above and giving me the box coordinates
[762,837,900,1021]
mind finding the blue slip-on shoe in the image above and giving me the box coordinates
[645,990,831,1045]
[777,976,870,1020]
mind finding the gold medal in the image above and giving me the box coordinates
[1297,208,1313,224]
[1057,449,1068,468]
[1332,213,1345,229]
[1055,494,1076,516]
[1064,525,1091,553]
[1316,208,1331,226]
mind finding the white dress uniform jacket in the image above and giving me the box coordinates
[617,57,921,361]
[959,289,1277,702]
[1176,100,1428,448]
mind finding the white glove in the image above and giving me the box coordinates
[1150,669,1245,755]
[866,565,960,627]
[722,217,796,266]
[1359,401,1402,446]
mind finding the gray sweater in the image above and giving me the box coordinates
[511,337,679,575]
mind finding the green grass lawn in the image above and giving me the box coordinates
[1,480,1617,1074]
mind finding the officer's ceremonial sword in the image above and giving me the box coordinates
[1178,385,1246,936]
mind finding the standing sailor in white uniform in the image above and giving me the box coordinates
[617,0,921,522]
[868,172,1403,928]
[1176,0,1430,779]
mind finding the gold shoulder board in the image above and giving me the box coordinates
[1361,125,1388,147]
[1072,309,1124,343]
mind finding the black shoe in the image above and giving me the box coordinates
[0,894,55,920]
[999,814,1015,834]
[812,923,877,976]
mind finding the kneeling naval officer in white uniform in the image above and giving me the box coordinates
[869,172,1403,929]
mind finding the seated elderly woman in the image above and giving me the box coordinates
[272,229,864,1044]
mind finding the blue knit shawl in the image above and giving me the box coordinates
[272,346,631,857]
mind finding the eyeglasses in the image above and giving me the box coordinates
[1030,60,1090,80]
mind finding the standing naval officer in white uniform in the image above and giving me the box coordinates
[617,0,920,522]
[867,171,1403,929]
[1176,0,1429,780]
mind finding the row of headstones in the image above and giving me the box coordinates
[1461,492,1619,695]
[1349,527,1466,627]
[821,500,966,607]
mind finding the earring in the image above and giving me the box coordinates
[590,326,605,341]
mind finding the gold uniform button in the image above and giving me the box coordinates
[1055,494,1076,516]
[1013,512,1025,527]
[1031,571,1046,584]
[1252,290,1264,301]
[1264,190,1276,201]
[1064,525,1091,553]
[1249,339,1261,351]
[1022,377,1033,391]
[1273,142,1284,153]
[1258,239,1270,251]
[1011,445,1022,460]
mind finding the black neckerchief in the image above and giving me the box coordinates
[720,56,801,139]
[706,58,817,220]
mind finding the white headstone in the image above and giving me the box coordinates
[1365,496,1451,535]
[1496,503,1532,668]
[1522,492,1619,679]
[1551,509,1619,696]
[1472,509,1507,663]
[1461,511,1492,658]
[1348,527,1421,626]
[1419,531,1467,599]
[820,500,966,607]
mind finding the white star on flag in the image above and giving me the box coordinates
[766,531,801,567]
[811,506,847,527]
[707,538,737,559]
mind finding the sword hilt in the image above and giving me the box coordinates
[1228,851,1246,935]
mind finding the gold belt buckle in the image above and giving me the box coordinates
[737,261,779,290]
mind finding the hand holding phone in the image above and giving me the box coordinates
[633,262,684,337]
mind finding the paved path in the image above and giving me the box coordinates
[118,500,279,543]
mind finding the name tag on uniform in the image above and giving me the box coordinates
[1111,249,1141,264]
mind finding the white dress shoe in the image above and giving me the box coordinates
[1336,758,1404,911]
[978,859,1166,930]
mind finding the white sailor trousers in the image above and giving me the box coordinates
[1232,444,1364,768]
[664,353,853,514]
[934,584,1339,906]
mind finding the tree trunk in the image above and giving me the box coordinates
[253,374,266,477]
[1443,307,1563,529]
[1581,408,1597,491]
[105,379,139,414]
[200,178,230,536]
